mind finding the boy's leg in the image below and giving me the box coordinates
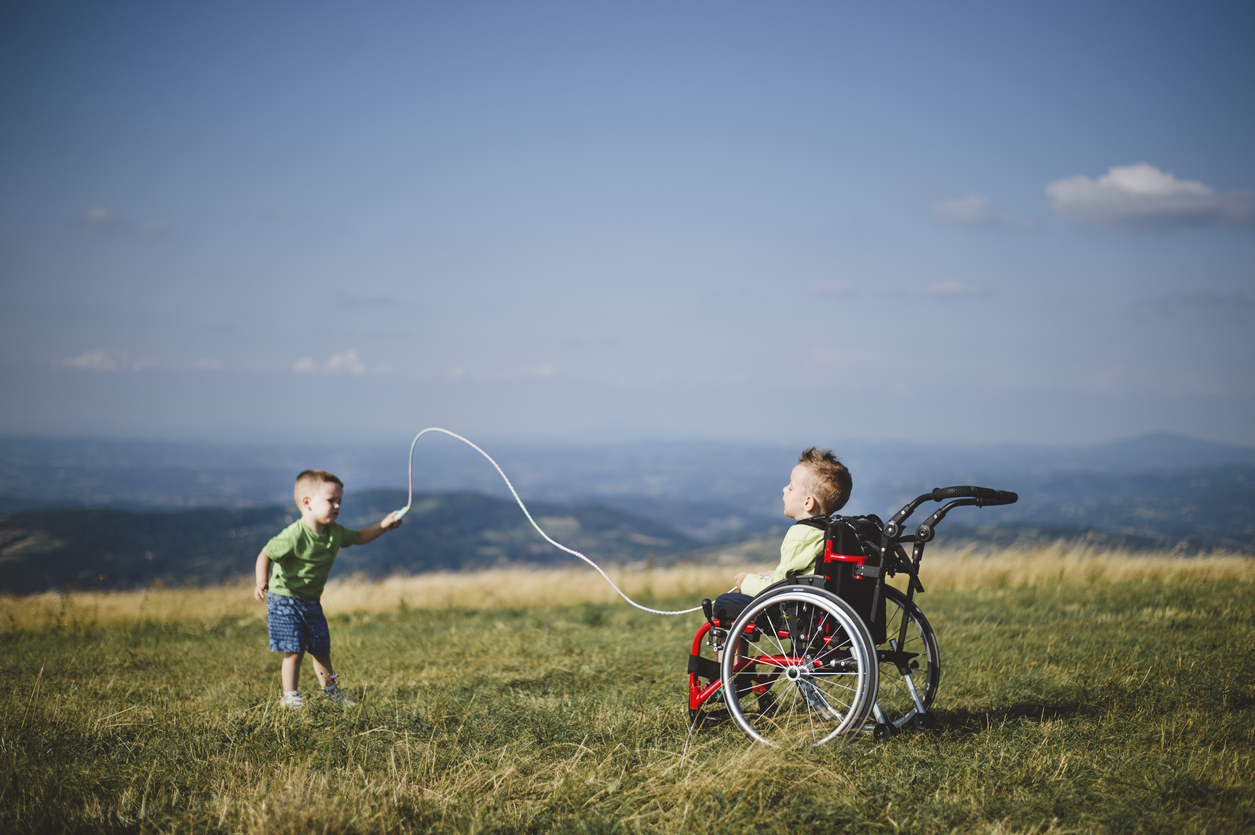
[310,655,335,688]
[311,653,356,704]
[273,595,334,689]
[713,592,754,663]
[268,592,306,698]
[301,601,354,703]
[302,600,333,688]
[282,651,304,692]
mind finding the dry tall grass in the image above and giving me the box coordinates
[4,543,1253,833]
[2,543,1249,631]
[911,542,1255,590]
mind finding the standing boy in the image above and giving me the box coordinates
[254,469,403,708]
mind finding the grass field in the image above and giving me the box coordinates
[2,548,1253,833]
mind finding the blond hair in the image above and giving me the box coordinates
[797,447,852,515]
[293,469,344,507]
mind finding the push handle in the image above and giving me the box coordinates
[930,486,1018,506]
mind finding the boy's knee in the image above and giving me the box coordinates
[714,591,753,624]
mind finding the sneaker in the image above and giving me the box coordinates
[323,683,357,706]
[279,690,304,709]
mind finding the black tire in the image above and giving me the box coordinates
[875,586,941,730]
[720,587,878,746]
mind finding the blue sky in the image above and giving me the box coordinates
[2,1,1253,447]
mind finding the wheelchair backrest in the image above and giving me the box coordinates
[797,514,887,643]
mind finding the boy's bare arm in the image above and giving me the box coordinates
[253,550,271,602]
[354,511,403,546]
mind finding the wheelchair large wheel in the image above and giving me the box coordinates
[875,586,940,730]
[720,587,878,746]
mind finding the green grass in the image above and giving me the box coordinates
[2,579,1253,833]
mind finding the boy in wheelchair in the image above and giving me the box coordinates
[714,447,852,643]
[692,449,1010,743]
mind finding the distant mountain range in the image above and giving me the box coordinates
[0,433,1251,594]
[0,490,719,595]
[6,432,1254,513]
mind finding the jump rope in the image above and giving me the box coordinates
[392,428,703,616]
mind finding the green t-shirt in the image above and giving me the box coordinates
[739,523,825,597]
[264,520,358,600]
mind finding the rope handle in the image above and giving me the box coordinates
[400,428,703,616]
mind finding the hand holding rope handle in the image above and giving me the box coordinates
[397,428,703,616]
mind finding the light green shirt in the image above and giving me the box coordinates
[264,520,358,600]
[740,523,825,596]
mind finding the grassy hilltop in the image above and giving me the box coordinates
[2,550,1253,834]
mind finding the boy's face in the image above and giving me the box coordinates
[782,464,817,520]
[301,481,343,527]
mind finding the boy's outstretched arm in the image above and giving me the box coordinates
[354,510,403,546]
[253,550,271,602]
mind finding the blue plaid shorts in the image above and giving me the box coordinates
[267,593,331,655]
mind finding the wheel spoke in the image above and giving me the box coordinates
[760,608,789,653]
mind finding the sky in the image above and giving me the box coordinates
[2,1,1253,449]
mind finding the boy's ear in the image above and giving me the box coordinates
[803,495,818,513]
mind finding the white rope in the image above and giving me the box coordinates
[400,427,702,616]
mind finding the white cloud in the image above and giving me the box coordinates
[326,351,368,375]
[925,280,988,297]
[293,350,381,376]
[81,206,169,236]
[1046,163,1255,229]
[59,350,226,372]
[932,195,1028,229]
[59,348,123,371]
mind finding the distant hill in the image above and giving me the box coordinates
[980,465,1255,548]
[1069,433,1255,472]
[11,432,1255,515]
[0,490,706,595]
[1,433,1252,568]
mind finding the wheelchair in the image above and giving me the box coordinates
[687,485,1017,746]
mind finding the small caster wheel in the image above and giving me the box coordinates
[873,723,896,742]
[913,712,936,731]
